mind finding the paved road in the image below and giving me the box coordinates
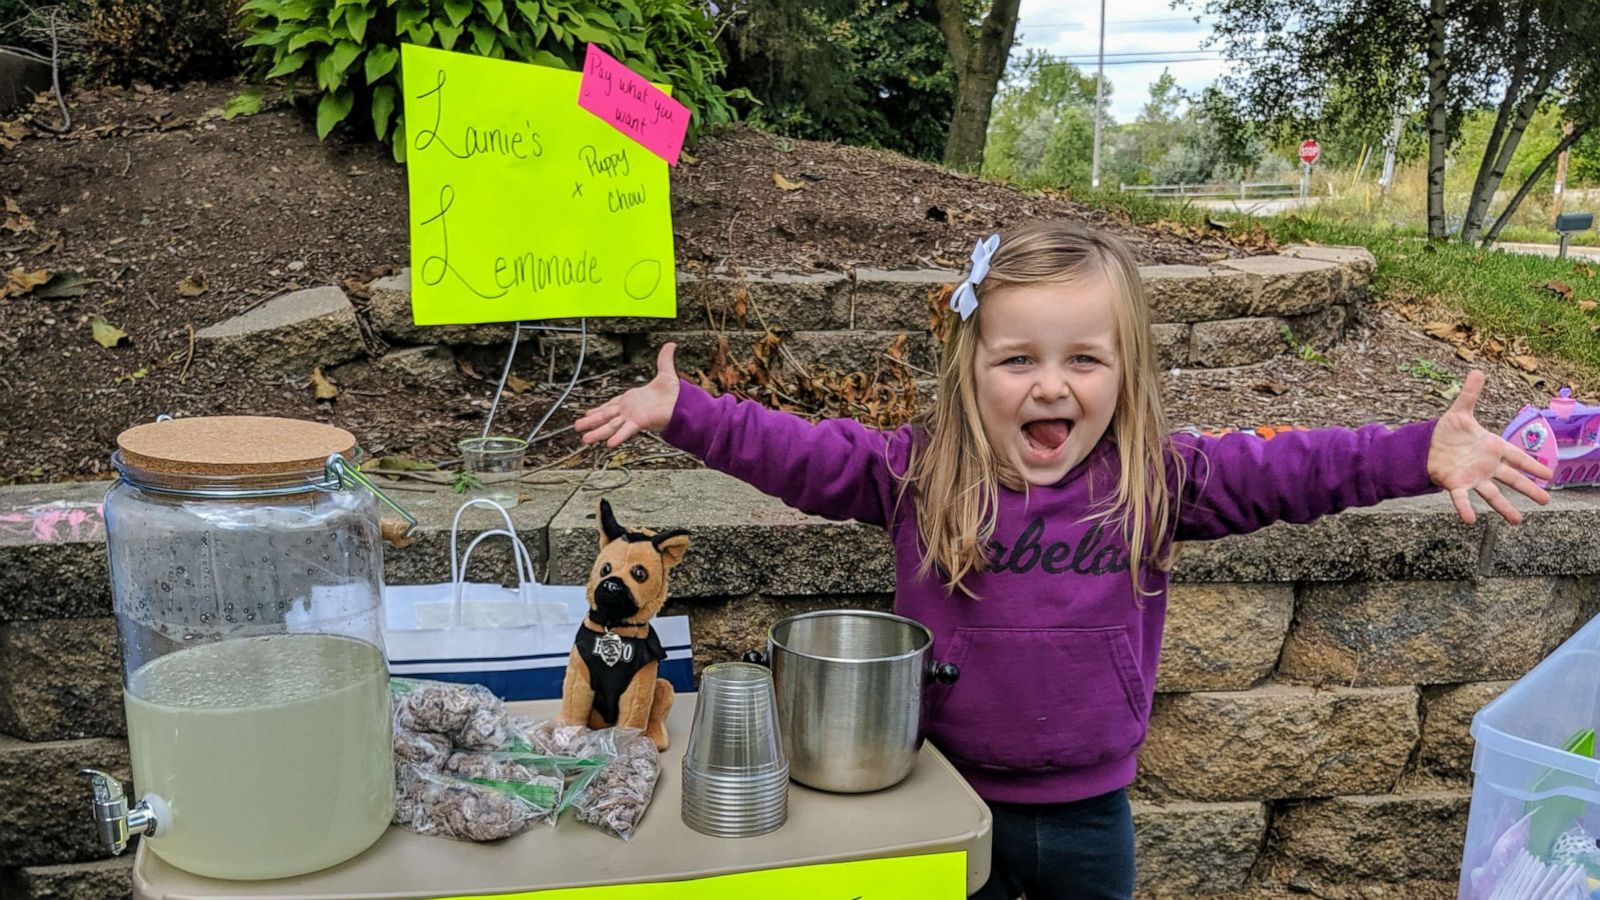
[1148,195,1600,259]
[1489,240,1600,261]
[1185,196,1320,217]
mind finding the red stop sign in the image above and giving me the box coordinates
[1299,139,1321,165]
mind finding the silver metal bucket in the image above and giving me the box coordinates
[762,610,958,793]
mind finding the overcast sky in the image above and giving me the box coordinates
[1013,0,1231,124]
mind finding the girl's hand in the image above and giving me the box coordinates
[1427,369,1553,524]
[574,342,681,447]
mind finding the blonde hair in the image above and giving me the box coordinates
[899,221,1185,598]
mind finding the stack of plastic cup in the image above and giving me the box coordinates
[681,662,789,837]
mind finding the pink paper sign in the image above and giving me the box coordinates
[577,43,690,166]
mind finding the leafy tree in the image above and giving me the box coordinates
[983,49,1098,181]
[1120,78,1277,187]
[720,0,956,160]
[1191,0,1600,244]
[1452,1,1596,243]
[935,0,1021,169]
[1483,47,1600,243]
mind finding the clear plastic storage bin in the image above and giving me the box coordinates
[1461,613,1600,898]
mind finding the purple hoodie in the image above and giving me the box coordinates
[663,380,1439,804]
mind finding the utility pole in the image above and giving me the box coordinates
[1552,118,1574,225]
[1090,0,1105,189]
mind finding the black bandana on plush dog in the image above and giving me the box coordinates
[557,499,690,750]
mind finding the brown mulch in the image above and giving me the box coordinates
[670,127,1258,269]
[0,80,1569,485]
[1162,305,1563,432]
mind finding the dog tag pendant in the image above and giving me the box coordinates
[596,632,625,667]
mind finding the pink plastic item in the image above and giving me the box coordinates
[1501,388,1600,489]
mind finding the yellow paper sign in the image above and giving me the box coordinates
[431,851,966,900]
[401,44,676,325]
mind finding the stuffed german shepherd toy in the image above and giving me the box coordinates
[558,499,690,751]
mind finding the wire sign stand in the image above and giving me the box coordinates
[478,319,590,444]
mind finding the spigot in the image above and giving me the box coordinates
[78,768,163,855]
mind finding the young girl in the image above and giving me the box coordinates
[574,221,1551,899]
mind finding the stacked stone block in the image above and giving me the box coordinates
[194,246,1372,380]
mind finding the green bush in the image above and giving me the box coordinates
[239,0,740,158]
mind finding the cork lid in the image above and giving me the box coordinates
[116,416,357,477]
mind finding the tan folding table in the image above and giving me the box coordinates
[132,693,993,899]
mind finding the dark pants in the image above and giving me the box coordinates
[969,788,1135,900]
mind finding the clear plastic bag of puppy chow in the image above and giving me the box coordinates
[566,727,662,841]
[389,677,510,750]
[392,762,563,841]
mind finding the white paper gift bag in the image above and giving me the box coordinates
[382,498,694,700]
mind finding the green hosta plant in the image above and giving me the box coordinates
[240,0,741,160]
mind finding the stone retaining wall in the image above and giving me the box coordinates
[4,474,1598,897]
[192,246,1375,382]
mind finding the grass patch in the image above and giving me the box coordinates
[1263,215,1600,379]
[1064,186,1217,229]
[991,172,1600,380]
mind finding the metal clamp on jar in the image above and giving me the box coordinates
[83,416,412,881]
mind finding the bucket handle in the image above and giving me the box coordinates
[741,649,959,684]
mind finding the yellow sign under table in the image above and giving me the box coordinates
[132,694,992,900]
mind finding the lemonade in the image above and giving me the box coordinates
[125,633,393,880]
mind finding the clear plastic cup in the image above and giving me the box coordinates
[458,436,527,510]
[683,663,786,776]
[681,662,790,837]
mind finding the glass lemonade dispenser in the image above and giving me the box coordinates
[80,416,411,880]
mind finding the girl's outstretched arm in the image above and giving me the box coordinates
[1174,370,1550,540]
[575,343,902,528]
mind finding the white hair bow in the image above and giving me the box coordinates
[950,233,1000,321]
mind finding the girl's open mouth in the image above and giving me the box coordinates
[1022,419,1071,458]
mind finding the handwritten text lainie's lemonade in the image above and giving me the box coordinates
[409,68,656,303]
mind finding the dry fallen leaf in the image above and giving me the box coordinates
[0,121,24,151]
[1455,346,1477,362]
[772,173,805,191]
[457,358,482,380]
[1252,381,1289,396]
[310,366,339,400]
[1545,280,1574,300]
[1512,354,1539,373]
[733,288,748,329]
[3,198,18,214]
[1422,321,1462,342]
[32,232,62,255]
[91,316,128,348]
[1580,300,1598,313]
[505,373,533,394]
[177,274,208,297]
[3,267,51,298]
[1520,371,1548,387]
